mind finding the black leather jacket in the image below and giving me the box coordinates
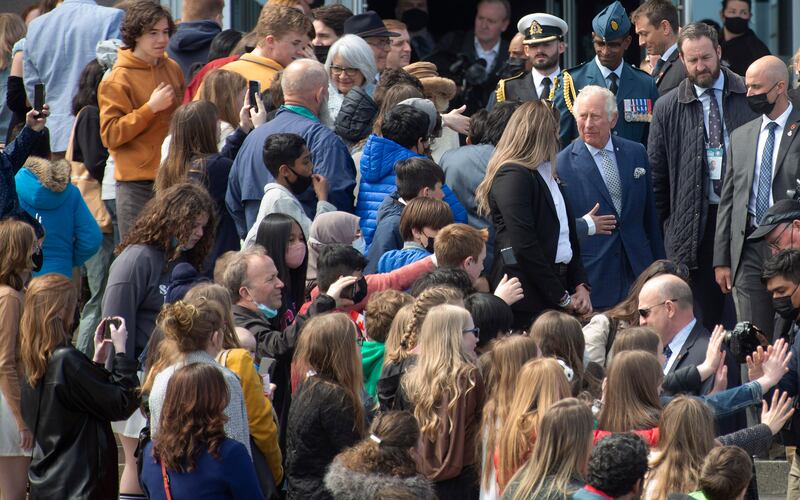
[21,346,140,499]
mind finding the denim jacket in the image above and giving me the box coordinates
[660,379,762,419]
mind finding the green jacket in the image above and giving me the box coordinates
[361,341,385,398]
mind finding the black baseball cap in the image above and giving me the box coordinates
[749,199,800,241]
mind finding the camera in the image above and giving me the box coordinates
[724,322,770,363]
[448,53,488,87]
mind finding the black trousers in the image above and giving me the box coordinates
[691,204,727,331]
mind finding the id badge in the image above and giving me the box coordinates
[706,147,724,181]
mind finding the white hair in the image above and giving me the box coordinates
[572,85,618,120]
[324,34,378,85]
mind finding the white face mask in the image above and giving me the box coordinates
[352,236,366,254]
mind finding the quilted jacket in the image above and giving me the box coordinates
[648,67,756,268]
[355,134,466,246]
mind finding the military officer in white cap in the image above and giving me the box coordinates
[488,12,567,109]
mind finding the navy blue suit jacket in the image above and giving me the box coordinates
[557,136,665,309]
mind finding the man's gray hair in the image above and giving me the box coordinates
[221,246,267,302]
[324,34,378,85]
[572,85,618,120]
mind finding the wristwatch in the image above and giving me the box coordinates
[558,291,572,309]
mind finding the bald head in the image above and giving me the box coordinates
[641,274,693,310]
[747,55,790,86]
[281,58,329,111]
[745,55,791,118]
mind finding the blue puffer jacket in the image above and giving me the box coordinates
[356,134,467,246]
[377,245,431,274]
[16,156,102,277]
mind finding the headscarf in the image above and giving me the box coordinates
[307,212,360,281]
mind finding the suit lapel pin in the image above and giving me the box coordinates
[789,123,797,137]
[634,167,646,179]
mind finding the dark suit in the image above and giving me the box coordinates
[653,49,686,97]
[557,136,665,309]
[427,30,509,114]
[714,105,800,337]
[486,70,545,110]
[662,320,740,397]
[488,162,587,329]
[552,58,659,149]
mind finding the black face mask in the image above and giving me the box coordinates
[401,8,429,32]
[724,16,749,35]
[774,294,799,319]
[287,167,313,195]
[313,44,330,63]
[31,247,43,272]
[746,82,779,116]
[424,235,435,253]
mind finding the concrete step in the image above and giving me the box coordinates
[756,459,788,498]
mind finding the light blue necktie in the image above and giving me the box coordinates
[755,122,779,223]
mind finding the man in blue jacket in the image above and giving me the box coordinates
[226,59,356,239]
[356,97,466,252]
[558,85,664,309]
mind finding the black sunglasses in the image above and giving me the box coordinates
[462,327,480,340]
[638,298,679,319]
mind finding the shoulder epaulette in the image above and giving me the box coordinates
[495,71,526,103]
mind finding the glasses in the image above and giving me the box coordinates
[330,65,361,77]
[463,327,481,339]
[366,38,391,49]
[638,299,678,319]
[767,223,792,254]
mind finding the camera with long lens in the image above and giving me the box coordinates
[724,322,770,363]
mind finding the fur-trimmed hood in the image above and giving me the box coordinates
[324,459,436,500]
[15,156,72,210]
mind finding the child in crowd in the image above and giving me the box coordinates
[361,290,413,400]
[244,133,335,246]
[377,196,452,273]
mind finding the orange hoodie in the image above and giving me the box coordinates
[98,48,184,182]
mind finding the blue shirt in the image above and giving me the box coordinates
[23,0,123,151]
[140,439,264,500]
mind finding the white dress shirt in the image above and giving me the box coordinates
[660,42,678,64]
[694,70,728,205]
[581,137,619,235]
[664,318,696,375]
[594,56,623,89]
[537,161,573,264]
[474,37,500,73]
[748,102,794,217]
[531,67,561,100]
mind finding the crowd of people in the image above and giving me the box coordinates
[1,0,800,499]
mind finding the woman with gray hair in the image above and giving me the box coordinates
[325,34,378,121]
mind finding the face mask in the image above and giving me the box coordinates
[352,236,366,254]
[287,167,313,195]
[774,283,800,320]
[401,8,429,32]
[423,234,435,253]
[724,16,749,35]
[747,82,779,116]
[31,247,43,272]
[286,241,307,269]
[256,302,279,319]
[313,44,330,63]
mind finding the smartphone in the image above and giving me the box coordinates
[103,317,121,339]
[33,83,45,114]
[247,80,260,114]
[501,247,518,266]
[341,279,364,301]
